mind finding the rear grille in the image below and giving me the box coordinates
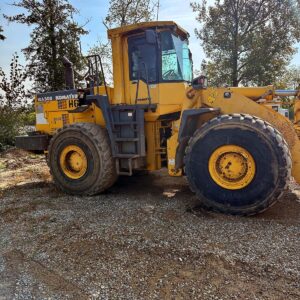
[62,114,69,125]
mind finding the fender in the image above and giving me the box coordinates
[175,108,220,169]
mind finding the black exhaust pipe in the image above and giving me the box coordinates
[62,56,75,89]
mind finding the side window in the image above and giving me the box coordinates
[161,31,181,80]
[128,35,157,83]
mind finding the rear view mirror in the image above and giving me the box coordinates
[145,29,157,44]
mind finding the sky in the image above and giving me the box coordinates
[0,0,299,77]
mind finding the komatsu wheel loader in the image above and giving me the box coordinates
[16,21,300,216]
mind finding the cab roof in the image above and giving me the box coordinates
[107,21,189,39]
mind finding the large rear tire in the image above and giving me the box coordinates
[184,114,291,216]
[48,123,117,195]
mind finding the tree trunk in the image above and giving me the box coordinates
[231,51,239,87]
[49,0,57,90]
[231,1,239,87]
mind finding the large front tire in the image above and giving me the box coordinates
[184,114,291,216]
[48,123,117,195]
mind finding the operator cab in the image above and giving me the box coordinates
[128,28,193,84]
[108,21,194,107]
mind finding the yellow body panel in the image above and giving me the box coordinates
[230,86,274,100]
[107,21,189,40]
[110,35,125,104]
[145,121,163,170]
[167,133,182,176]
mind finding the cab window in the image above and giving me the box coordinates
[160,31,193,82]
[128,35,157,83]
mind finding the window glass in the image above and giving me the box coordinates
[161,31,193,82]
[128,36,157,83]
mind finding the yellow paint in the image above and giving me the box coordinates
[145,122,162,170]
[167,132,182,176]
[129,80,159,105]
[294,99,300,124]
[59,145,87,179]
[110,35,125,104]
[208,145,256,190]
[107,21,189,39]
[229,86,274,100]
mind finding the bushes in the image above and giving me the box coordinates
[0,53,33,151]
[22,110,35,126]
[0,107,35,151]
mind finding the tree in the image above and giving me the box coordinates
[272,66,300,113]
[104,0,156,28]
[0,53,30,108]
[276,66,300,90]
[5,0,87,92]
[0,53,31,147]
[191,0,300,87]
[0,25,5,40]
[0,10,6,40]
[88,41,113,84]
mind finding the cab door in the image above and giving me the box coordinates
[127,34,159,105]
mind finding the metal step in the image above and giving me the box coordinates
[136,97,151,101]
[115,154,140,158]
[116,158,133,176]
[115,138,139,142]
[113,121,138,125]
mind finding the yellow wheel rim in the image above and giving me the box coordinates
[59,145,87,179]
[208,145,256,190]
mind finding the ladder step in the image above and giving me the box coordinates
[115,154,140,158]
[113,122,138,125]
[115,138,139,142]
[118,170,133,176]
[112,129,139,133]
[136,98,151,101]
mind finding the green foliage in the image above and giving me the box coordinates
[0,108,34,151]
[275,66,300,90]
[5,0,88,92]
[0,54,31,148]
[0,108,24,149]
[0,53,30,108]
[22,110,36,126]
[88,42,113,84]
[274,66,300,110]
[104,0,156,28]
[191,0,300,87]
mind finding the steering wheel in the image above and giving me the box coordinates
[163,69,179,80]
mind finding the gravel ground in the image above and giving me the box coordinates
[0,150,300,299]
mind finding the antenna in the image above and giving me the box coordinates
[156,0,160,21]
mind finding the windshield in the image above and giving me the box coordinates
[160,31,193,82]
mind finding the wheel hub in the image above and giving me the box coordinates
[60,145,87,179]
[208,145,256,190]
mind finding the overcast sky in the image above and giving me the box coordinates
[0,0,299,77]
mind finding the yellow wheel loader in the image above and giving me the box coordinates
[16,21,300,216]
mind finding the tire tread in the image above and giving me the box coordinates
[184,114,291,216]
[48,123,117,196]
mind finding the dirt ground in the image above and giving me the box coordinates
[0,149,299,299]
